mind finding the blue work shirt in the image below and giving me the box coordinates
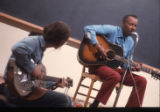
[4,35,45,78]
[4,35,58,90]
[83,24,134,69]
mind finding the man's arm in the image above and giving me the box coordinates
[12,46,35,74]
[83,25,115,45]
[83,25,116,59]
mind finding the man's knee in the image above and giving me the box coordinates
[111,72,121,82]
[137,76,147,87]
[141,77,147,86]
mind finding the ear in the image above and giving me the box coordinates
[43,27,48,34]
[121,23,125,27]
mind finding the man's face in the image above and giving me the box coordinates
[122,16,138,36]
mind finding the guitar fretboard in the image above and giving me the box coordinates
[43,76,62,83]
[114,55,160,80]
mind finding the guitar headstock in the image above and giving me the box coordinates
[66,77,73,88]
[151,70,160,80]
[140,63,160,80]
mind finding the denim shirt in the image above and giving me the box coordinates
[83,24,134,69]
[5,35,45,75]
[4,35,58,89]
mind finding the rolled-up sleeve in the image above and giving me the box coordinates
[12,43,35,74]
[83,25,115,45]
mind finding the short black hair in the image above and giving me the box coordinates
[122,14,138,23]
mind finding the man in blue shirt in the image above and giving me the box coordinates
[4,21,73,107]
[83,15,147,107]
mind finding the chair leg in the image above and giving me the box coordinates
[73,76,84,101]
[84,79,95,107]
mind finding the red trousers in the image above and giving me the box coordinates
[89,65,147,107]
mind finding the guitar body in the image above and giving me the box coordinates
[5,59,73,97]
[6,59,41,97]
[78,35,124,69]
[78,35,160,80]
[6,64,23,97]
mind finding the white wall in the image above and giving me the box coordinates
[0,22,29,73]
[0,22,159,107]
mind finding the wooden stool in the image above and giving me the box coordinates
[73,66,121,107]
[73,66,101,107]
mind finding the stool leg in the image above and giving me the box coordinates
[73,76,84,101]
[84,79,95,107]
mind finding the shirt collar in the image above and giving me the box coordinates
[117,27,124,39]
[39,35,45,51]
[117,27,131,40]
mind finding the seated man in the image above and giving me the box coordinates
[4,21,73,107]
[83,14,147,107]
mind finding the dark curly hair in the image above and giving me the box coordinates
[43,21,71,48]
[28,31,42,36]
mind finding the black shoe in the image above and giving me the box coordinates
[89,100,99,107]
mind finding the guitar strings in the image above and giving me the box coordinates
[64,87,69,95]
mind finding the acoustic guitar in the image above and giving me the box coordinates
[78,35,160,80]
[5,59,73,97]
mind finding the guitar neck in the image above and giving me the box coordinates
[140,66,152,74]
[132,62,160,80]
[114,55,128,64]
[114,55,160,79]
[42,76,62,83]
[132,62,155,74]
[115,55,152,73]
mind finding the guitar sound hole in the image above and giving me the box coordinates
[95,53,105,61]
[106,50,115,59]
[17,70,22,75]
